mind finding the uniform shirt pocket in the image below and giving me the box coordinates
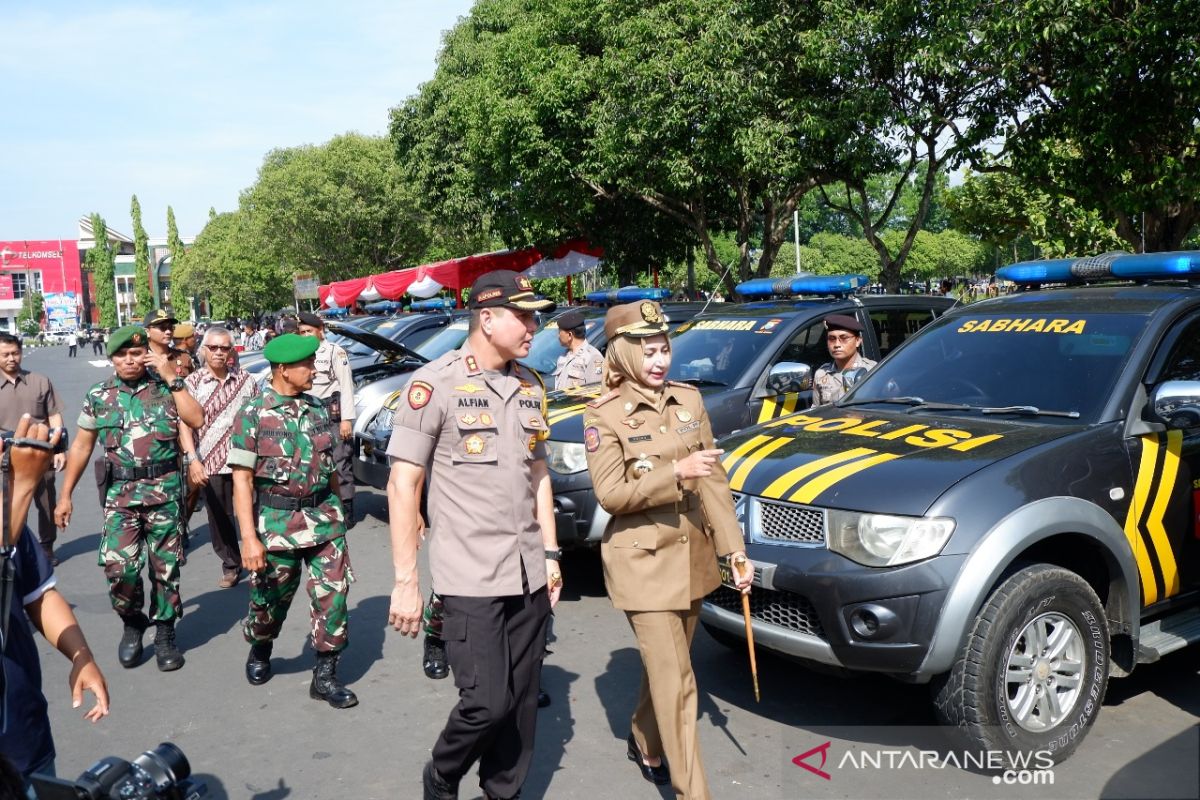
[519,414,547,459]
[606,527,657,552]
[451,414,499,464]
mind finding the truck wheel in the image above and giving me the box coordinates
[932,563,1108,764]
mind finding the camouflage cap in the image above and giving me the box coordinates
[604,300,669,339]
[107,325,149,356]
[263,333,320,365]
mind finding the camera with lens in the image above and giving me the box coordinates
[0,427,69,456]
[30,743,205,800]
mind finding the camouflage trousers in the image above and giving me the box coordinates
[97,499,185,622]
[424,590,444,638]
[243,537,354,653]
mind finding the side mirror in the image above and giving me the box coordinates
[763,361,813,396]
[1151,380,1200,429]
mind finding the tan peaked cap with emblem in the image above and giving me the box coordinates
[603,300,669,339]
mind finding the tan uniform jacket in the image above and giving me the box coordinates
[309,339,355,420]
[386,346,549,597]
[584,380,743,611]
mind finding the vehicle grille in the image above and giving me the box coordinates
[756,500,825,544]
[707,586,826,640]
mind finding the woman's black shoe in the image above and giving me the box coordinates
[626,734,670,785]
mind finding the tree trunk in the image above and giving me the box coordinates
[1113,203,1199,253]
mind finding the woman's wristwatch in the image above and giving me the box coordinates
[544,548,563,561]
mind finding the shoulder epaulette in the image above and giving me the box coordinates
[587,390,620,408]
[667,380,698,391]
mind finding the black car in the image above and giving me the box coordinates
[544,292,954,549]
[701,251,1200,763]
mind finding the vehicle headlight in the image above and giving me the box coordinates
[545,440,588,474]
[826,510,955,567]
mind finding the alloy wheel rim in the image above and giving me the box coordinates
[1004,611,1086,733]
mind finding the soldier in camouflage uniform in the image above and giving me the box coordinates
[228,333,358,709]
[811,314,877,407]
[55,324,205,672]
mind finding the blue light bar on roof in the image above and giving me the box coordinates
[585,286,671,304]
[410,298,455,311]
[735,273,869,298]
[998,251,1200,284]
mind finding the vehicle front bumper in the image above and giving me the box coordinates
[700,545,966,679]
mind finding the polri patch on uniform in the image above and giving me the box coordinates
[408,380,434,409]
[584,426,601,452]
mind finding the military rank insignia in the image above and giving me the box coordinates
[408,380,434,409]
[464,434,485,455]
[584,426,601,453]
[455,383,484,394]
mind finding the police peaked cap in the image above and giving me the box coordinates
[144,308,178,326]
[264,333,321,365]
[469,270,555,312]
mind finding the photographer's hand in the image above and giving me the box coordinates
[27,593,110,724]
[70,651,110,723]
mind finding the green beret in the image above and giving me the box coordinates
[263,333,320,365]
[107,325,149,356]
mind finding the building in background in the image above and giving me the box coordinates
[0,239,86,333]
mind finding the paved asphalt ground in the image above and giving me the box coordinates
[20,345,1200,800]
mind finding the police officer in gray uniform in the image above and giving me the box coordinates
[552,309,604,391]
[387,270,564,800]
[297,311,357,526]
[811,313,877,407]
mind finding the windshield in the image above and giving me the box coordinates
[848,312,1151,422]
[667,317,777,385]
[523,317,604,374]
[415,320,470,361]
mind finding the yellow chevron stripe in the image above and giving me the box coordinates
[1123,434,1161,605]
[756,398,778,424]
[761,448,878,500]
[779,393,800,416]
[788,452,901,504]
[728,436,794,491]
[547,403,589,425]
[721,434,774,473]
[1146,430,1182,599]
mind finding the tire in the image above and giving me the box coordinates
[931,563,1109,764]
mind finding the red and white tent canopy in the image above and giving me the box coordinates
[317,239,603,308]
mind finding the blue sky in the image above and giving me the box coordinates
[0,0,475,241]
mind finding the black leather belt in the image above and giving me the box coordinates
[111,461,179,481]
[258,489,333,511]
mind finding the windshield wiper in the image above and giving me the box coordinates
[678,377,728,387]
[839,396,928,408]
[980,405,1081,419]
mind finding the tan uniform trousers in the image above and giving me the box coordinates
[627,599,710,800]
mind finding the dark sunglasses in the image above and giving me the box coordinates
[205,344,233,352]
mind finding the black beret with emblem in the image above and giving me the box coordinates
[823,313,863,334]
[468,270,556,312]
[556,308,586,332]
[604,300,669,339]
[297,311,324,328]
[107,325,149,356]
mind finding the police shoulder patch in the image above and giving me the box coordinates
[587,390,620,409]
[408,380,434,409]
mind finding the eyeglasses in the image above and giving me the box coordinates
[826,334,857,343]
[205,344,233,352]
[149,323,174,331]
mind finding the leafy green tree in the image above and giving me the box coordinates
[242,133,431,281]
[130,195,152,317]
[946,171,1124,260]
[976,0,1200,251]
[174,211,293,319]
[85,213,118,327]
[166,205,187,310]
[17,291,44,336]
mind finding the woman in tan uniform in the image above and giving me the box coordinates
[584,300,753,800]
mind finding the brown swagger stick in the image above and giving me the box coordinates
[733,553,760,702]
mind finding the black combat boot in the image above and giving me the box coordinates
[245,642,273,685]
[117,612,149,668]
[153,621,185,672]
[310,651,358,708]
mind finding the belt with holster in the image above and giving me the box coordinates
[110,460,179,481]
[258,489,334,511]
[319,395,342,422]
